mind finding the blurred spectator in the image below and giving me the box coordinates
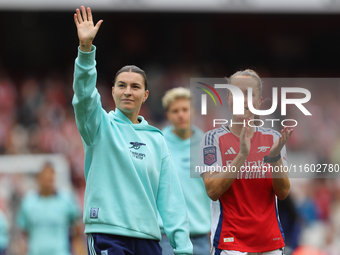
[312,179,333,221]
[278,195,301,254]
[291,245,328,255]
[15,163,81,255]
[0,209,9,255]
[0,70,17,154]
[294,181,318,227]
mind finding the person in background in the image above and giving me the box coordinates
[0,209,9,255]
[160,87,211,255]
[16,163,81,255]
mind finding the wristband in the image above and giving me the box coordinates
[263,154,281,163]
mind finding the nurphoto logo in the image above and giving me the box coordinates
[196,81,312,128]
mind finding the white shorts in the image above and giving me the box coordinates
[211,247,284,255]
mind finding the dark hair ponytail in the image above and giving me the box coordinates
[113,65,148,90]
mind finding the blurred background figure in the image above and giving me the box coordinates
[160,87,211,255]
[15,163,81,255]
[278,194,301,254]
[0,209,9,255]
[291,245,328,255]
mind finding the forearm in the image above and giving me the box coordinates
[203,153,247,201]
[157,155,193,255]
[271,158,290,200]
[72,45,103,146]
[73,45,97,96]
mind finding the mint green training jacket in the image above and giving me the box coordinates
[72,45,193,255]
[160,126,211,236]
[0,210,8,251]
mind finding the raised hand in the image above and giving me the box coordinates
[269,127,293,157]
[74,6,103,52]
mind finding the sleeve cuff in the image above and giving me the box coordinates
[77,45,96,67]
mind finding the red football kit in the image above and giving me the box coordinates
[199,125,287,253]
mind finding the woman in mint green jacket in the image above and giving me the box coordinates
[73,6,192,255]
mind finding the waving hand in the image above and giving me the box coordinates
[74,6,103,52]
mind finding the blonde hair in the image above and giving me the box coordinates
[227,69,262,126]
[227,69,262,97]
[162,87,192,111]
